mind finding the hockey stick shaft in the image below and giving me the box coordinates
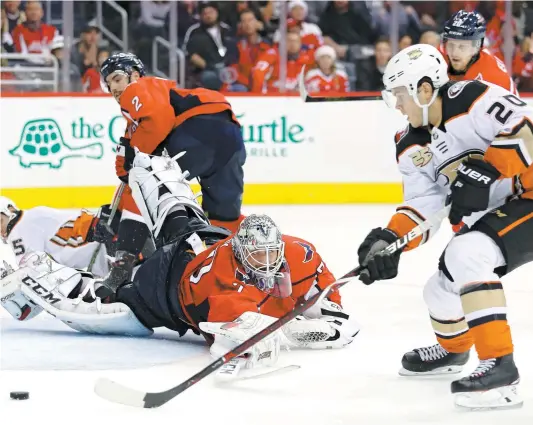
[95,205,450,408]
[298,66,382,103]
[87,183,125,272]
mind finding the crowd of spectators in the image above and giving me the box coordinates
[1,0,533,93]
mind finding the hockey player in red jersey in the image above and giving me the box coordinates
[1,152,359,379]
[98,53,246,291]
[442,10,518,94]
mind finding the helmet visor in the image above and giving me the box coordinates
[382,86,411,110]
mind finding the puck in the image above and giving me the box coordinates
[10,391,29,400]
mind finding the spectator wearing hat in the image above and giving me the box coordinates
[304,44,348,93]
[273,1,323,52]
[11,1,59,55]
[71,25,106,76]
[183,1,239,90]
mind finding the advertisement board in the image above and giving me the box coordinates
[1,94,531,208]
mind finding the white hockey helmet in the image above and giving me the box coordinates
[0,196,19,220]
[0,196,20,241]
[382,44,449,126]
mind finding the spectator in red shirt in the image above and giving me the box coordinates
[11,1,59,54]
[304,45,349,93]
[222,9,272,92]
[82,49,110,93]
[251,31,314,93]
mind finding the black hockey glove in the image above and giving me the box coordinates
[447,158,501,226]
[357,227,402,285]
[115,137,135,184]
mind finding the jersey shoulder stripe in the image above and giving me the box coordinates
[441,80,490,125]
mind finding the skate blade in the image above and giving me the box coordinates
[454,384,524,411]
[399,365,464,377]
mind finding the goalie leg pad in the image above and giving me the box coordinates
[129,150,208,239]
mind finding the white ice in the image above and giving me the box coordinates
[1,205,533,425]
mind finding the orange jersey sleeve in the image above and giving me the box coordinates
[119,77,177,153]
[460,50,517,94]
[179,235,340,335]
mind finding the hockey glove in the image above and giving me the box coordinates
[447,158,501,226]
[115,137,135,184]
[357,227,401,285]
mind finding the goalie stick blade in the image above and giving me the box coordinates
[298,65,382,103]
[94,378,149,408]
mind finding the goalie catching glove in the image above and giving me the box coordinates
[199,298,359,370]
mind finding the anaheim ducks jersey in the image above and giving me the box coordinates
[5,207,109,277]
[388,80,533,250]
[178,234,341,333]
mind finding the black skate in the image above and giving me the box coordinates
[99,250,137,293]
[399,343,470,376]
[452,354,522,410]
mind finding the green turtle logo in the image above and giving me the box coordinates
[10,118,103,169]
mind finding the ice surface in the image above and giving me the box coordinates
[1,205,532,424]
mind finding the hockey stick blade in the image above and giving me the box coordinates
[298,66,381,103]
[94,205,449,408]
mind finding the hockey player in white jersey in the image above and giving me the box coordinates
[356,44,533,409]
[0,197,117,277]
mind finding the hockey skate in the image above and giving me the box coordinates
[399,343,470,376]
[452,354,523,410]
[99,250,137,293]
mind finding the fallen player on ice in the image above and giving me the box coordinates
[0,150,359,380]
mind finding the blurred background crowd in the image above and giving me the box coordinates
[1,0,532,94]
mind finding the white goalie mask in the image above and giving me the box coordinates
[232,215,291,298]
[0,196,20,242]
[382,44,449,126]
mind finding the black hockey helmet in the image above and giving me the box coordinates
[443,10,486,42]
[100,52,146,90]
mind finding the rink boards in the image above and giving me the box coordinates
[1,93,532,208]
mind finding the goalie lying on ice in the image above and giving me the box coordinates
[0,150,359,374]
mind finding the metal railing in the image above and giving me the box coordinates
[0,53,60,92]
[95,0,128,51]
[152,36,186,87]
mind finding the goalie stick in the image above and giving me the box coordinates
[298,66,381,103]
[94,205,451,409]
[87,182,125,272]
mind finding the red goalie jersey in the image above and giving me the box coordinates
[178,235,341,333]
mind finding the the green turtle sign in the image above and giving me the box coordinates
[10,119,104,169]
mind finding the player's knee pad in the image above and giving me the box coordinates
[129,150,208,239]
[442,231,506,292]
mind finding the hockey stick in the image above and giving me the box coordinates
[87,183,125,272]
[298,66,382,103]
[94,205,450,408]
